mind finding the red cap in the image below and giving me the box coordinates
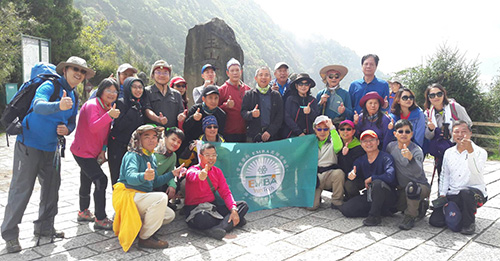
[360,130,378,140]
[170,76,187,88]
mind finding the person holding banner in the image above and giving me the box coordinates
[184,143,248,240]
[339,130,397,226]
[310,115,344,210]
[241,66,284,142]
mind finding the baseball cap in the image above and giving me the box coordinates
[201,64,216,74]
[202,85,219,97]
[117,63,138,73]
[313,115,330,128]
[360,130,378,140]
[274,62,289,71]
[226,58,241,70]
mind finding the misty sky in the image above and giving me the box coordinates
[254,0,500,85]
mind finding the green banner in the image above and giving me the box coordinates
[213,135,318,212]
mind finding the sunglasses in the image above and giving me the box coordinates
[428,92,444,99]
[297,82,311,87]
[316,128,329,132]
[175,84,186,88]
[70,66,87,74]
[328,73,340,80]
[206,125,218,129]
[401,95,415,101]
[396,130,412,134]
[339,128,353,131]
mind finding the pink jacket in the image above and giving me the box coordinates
[70,98,113,158]
[185,165,237,211]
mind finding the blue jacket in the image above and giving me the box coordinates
[353,150,396,188]
[118,151,174,193]
[389,107,426,148]
[349,76,390,114]
[316,87,353,120]
[18,77,78,151]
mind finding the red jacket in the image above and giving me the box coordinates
[218,80,250,134]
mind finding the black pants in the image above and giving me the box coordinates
[107,138,128,186]
[73,155,108,220]
[344,178,365,201]
[340,179,396,218]
[223,133,246,143]
[185,201,248,232]
[429,188,485,228]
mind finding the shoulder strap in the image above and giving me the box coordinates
[450,102,459,120]
[206,174,217,195]
[48,78,61,102]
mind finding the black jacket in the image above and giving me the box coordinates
[183,103,226,142]
[240,88,283,141]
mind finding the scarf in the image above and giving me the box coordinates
[429,104,453,133]
[256,84,270,94]
[97,97,111,110]
[202,102,216,114]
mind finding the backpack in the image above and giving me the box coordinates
[1,63,61,139]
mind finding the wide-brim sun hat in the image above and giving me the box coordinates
[319,65,348,82]
[56,56,95,79]
[290,73,316,90]
[359,91,384,108]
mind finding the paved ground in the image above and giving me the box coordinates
[0,133,499,261]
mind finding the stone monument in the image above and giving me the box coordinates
[183,17,244,107]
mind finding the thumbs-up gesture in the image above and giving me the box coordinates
[158,112,168,125]
[271,82,279,91]
[342,141,350,156]
[383,96,389,109]
[177,109,187,122]
[193,108,202,121]
[59,90,73,111]
[319,93,329,105]
[252,104,260,118]
[401,143,413,160]
[303,101,312,114]
[388,117,394,130]
[144,162,155,181]
[338,102,346,114]
[348,166,357,180]
[226,95,235,108]
[353,111,359,125]
[172,163,187,177]
[199,163,210,181]
[108,103,120,119]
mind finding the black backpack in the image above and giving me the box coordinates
[1,65,62,137]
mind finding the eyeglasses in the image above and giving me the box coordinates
[202,154,218,158]
[297,82,311,87]
[206,125,218,129]
[396,129,412,134]
[401,95,415,101]
[316,128,329,132]
[143,135,158,141]
[154,70,170,76]
[428,92,444,99]
[70,66,87,75]
[175,84,186,88]
[131,84,144,90]
[105,89,119,94]
[328,73,340,80]
[339,128,353,131]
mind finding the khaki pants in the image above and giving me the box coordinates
[134,192,175,239]
[396,184,431,217]
[312,169,345,209]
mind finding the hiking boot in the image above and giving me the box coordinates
[94,217,113,230]
[417,200,429,220]
[138,236,169,249]
[461,223,476,235]
[203,227,226,240]
[6,239,21,253]
[77,209,95,222]
[34,228,65,238]
[399,215,416,230]
[363,215,381,226]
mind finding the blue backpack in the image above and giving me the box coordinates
[1,63,61,139]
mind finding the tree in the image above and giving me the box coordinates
[0,3,24,85]
[396,45,490,122]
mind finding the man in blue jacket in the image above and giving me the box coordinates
[1,56,94,253]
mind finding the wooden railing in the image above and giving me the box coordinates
[471,122,500,153]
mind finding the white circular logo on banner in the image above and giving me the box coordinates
[240,154,285,197]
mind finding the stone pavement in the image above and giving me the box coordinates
[0,133,499,260]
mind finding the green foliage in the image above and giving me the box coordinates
[0,3,24,85]
[487,74,500,121]
[396,45,490,122]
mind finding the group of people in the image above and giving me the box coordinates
[1,53,488,253]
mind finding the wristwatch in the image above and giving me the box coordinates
[231,206,238,212]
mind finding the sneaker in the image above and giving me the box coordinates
[461,223,476,235]
[399,215,416,230]
[94,218,113,230]
[6,239,21,253]
[77,209,95,222]
[203,227,226,240]
[417,200,429,219]
[138,236,169,249]
[34,228,65,238]
[363,215,381,226]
